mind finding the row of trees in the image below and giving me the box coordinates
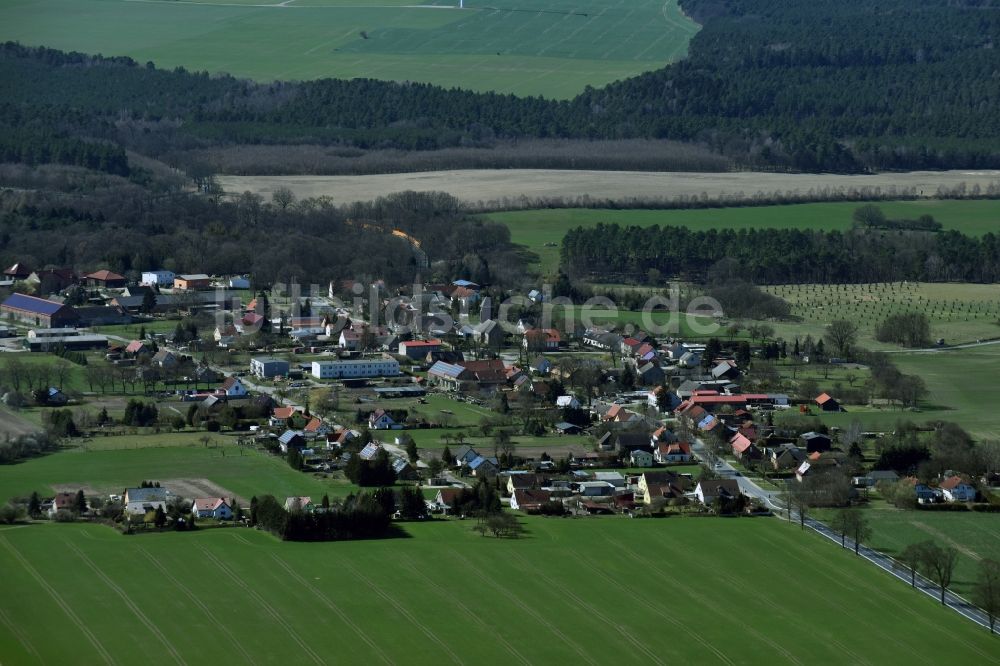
[561,224,1000,285]
[249,493,393,541]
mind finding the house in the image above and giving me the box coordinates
[141,270,176,286]
[192,498,233,520]
[250,356,289,379]
[655,441,692,464]
[730,433,756,459]
[677,350,702,368]
[427,359,507,393]
[556,395,582,410]
[125,339,150,358]
[284,496,314,512]
[220,376,248,398]
[304,417,331,437]
[27,268,76,293]
[1,293,79,328]
[454,445,480,467]
[123,487,168,515]
[695,479,742,506]
[939,476,977,502]
[530,356,552,375]
[398,339,442,359]
[510,489,553,511]
[908,480,943,504]
[472,319,504,349]
[604,404,640,424]
[83,269,127,289]
[173,274,212,290]
[815,393,842,412]
[795,461,812,482]
[799,431,832,453]
[45,387,68,406]
[616,432,652,454]
[636,361,664,386]
[392,457,419,481]
[711,360,740,380]
[52,492,78,513]
[4,262,32,281]
[853,470,899,487]
[214,324,238,347]
[771,445,806,471]
[638,471,693,504]
[523,328,561,351]
[435,488,462,514]
[368,409,398,430]
[278,430,306,453]
[468,455,499,477]
[629,449,655,467]
[505,473,543,495]
[152,350,178,368]
[339,329,360,351]
[647,386,680,412]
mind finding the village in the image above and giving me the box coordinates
[1,262,995,535]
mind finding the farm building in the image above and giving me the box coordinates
[1,293,79,328]
[25,328,106,352]
[815,393,842,412]
[141,270,175,286]
[173,274,212,290]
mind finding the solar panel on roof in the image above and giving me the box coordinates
[2,293,67,316]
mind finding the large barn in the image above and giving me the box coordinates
[0,293,79,328]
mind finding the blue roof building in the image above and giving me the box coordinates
[1,293,78,327]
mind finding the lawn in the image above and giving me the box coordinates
[0,439,355,504]
[0,0,699,98]
[0,517,997,664]
[486,199,1000,273]
[813,506,1000,597]
[773,343,1000,438]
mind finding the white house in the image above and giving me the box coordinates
[939,476,976,502]
[368,409,398,430]
[192,498,233,520]
[556,395,582,410]
[219,376,248,397]
[654,441,693,464]
[123,487,168,515]
[141,270,175,287]
[694,479,741,506]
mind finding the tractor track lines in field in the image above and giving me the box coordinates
[605,538,816,666]
[399,556,532,666]
[0,536,116,665]
[764,528,983,664]
[270,555,394,665]
[570,549,735,666]
[447,550,600,666]
[136,547,257,665]
[343,562,464,665]
[0,605,39,661]
[616,625,665,666]
[64,540,187,665]
[194,544,326,665]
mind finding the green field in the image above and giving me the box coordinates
[487,199,1000,273]
[0,439,354,503]
[0,518,997,664]
[0,0,699,98]
[814,506,1000,597]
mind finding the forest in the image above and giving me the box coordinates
[0,173,526,289]
[560,224,1000,285]
[3,0,1000,174]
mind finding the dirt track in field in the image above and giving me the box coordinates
[218,169,1000,206]
[0,407,40,437]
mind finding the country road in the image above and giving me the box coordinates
[218,168,1000,206]
[689,438,996,632]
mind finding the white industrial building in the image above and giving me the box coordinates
[311,357,400,380]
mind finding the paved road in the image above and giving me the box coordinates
[689,437,995,631]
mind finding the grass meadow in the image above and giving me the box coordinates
[0,438,355,504]
[812,506,1000,597]
[486,199,1000,273]
[0,0,699,97]
[0,518,997,664]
